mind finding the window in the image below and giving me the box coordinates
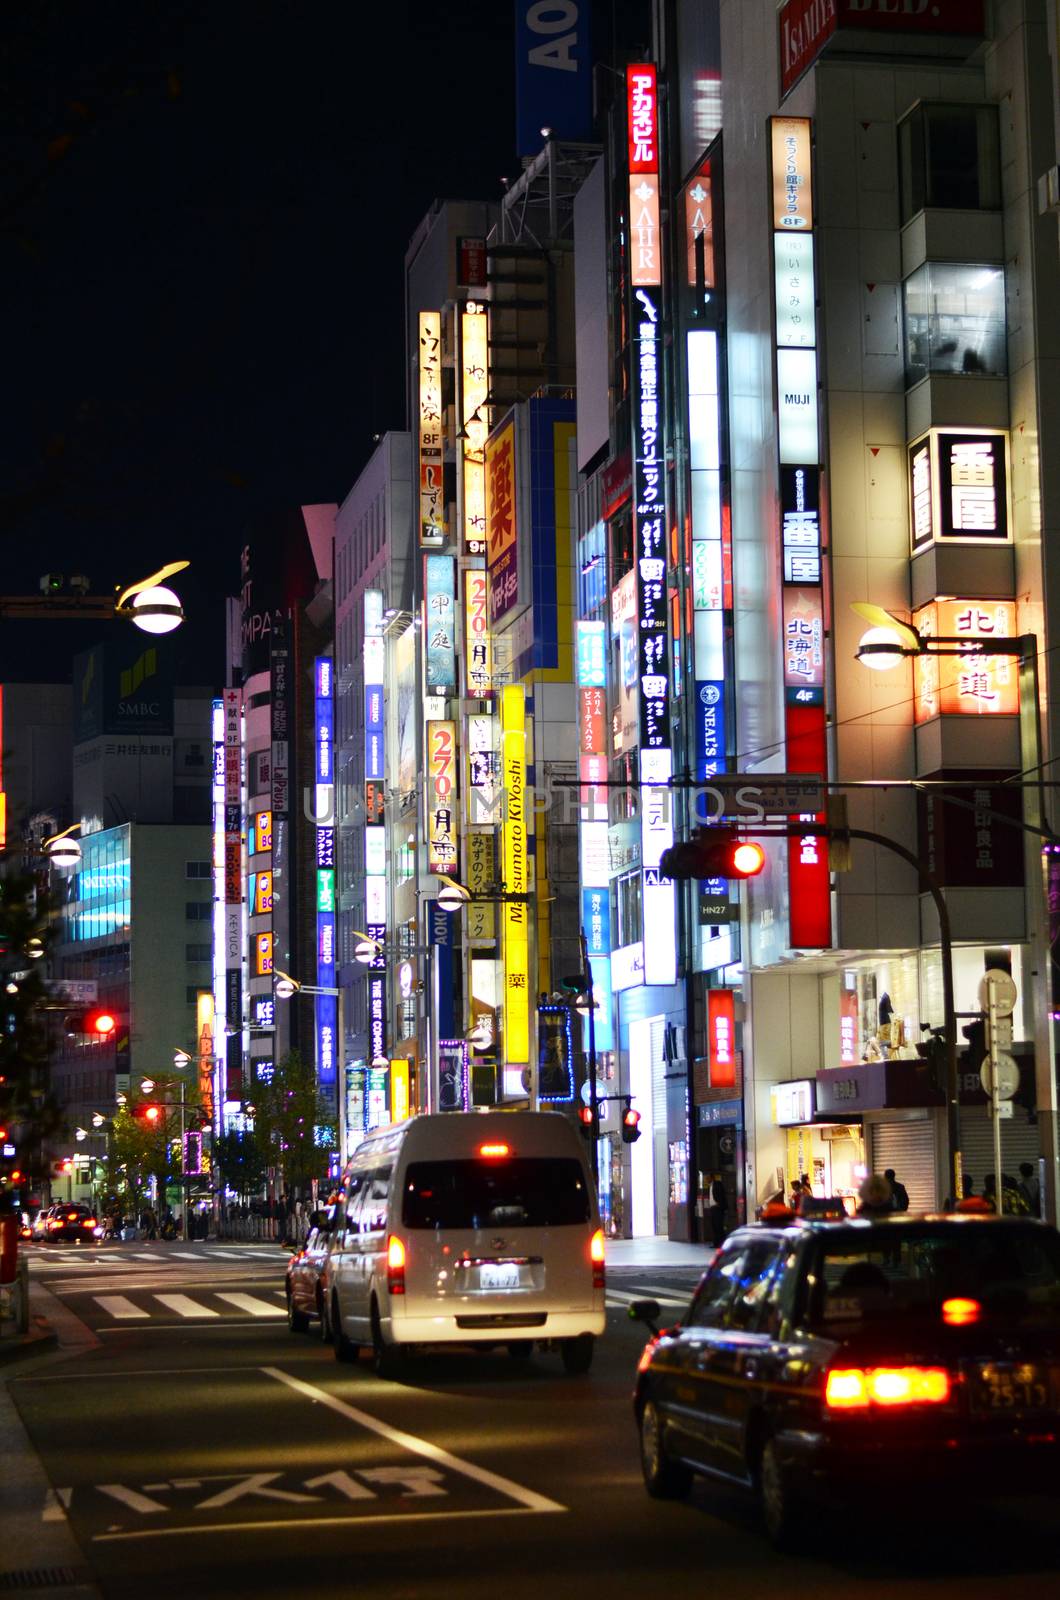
[401,1158,591,1230]
[728,1240,785,1331]
[185,943,211,962]
[686,1241,748,1328]
[903,262,1005,386]
[186,986,203,1004]
[614,869,642,949]
[899,103,1001,223]
[185,902,212,921]
[185,861,211,879]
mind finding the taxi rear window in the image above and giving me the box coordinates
[810,1226,1060,1327]
[402,1158,590,1231]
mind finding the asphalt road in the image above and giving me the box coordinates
[6,1241,1060,1599]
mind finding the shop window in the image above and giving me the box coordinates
[898,103,1001,224]
[903,263,1005,386]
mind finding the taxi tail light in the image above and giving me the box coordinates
[47,1218,59,1230]
[386,1234,406,1295]
[825,1366,951,1410]
[590,1227,606,1291]
[84,1218,97,1228]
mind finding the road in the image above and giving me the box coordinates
[5,1240,1060,1599]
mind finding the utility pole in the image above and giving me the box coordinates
[578,927,599,1191]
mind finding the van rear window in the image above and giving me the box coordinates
[401,1158,591,1230]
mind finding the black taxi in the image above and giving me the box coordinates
[631,1214,1060,1547]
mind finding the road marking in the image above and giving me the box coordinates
[93,1506,551,1541]
[606,1288,686,1310]
[98,1484,169,1514]
[154,1294,218,1319]
[129,1251,168,1260]
[215,1293,284,1318]
[169,1251,205,1260]
[41,1486,72,1522]
[262,1366,564,1515]
[96,1320,282,1332]
[93,1296,149,1320]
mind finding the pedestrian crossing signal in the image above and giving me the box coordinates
[621,1106,642,1145]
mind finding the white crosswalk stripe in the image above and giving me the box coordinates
[128,1251,167,1261]
[214,1292,285,1318]
[93,1296,149,1320]
[168,1251,205,1260]
[153,1293,219,1319]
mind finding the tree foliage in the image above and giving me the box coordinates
[243,1049,330,1194]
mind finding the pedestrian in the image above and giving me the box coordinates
[707,1173,728,1246]
[1018,1162,1041,1217]
[884,1168,909,1212]
[856,1174,895,1218]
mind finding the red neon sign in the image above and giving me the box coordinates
[626,65,658,173]
[707,990,737,1089]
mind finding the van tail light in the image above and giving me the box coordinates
[942,1297,980,1327]
[825,1366,951,1410]
[386,1234,406,1295]
[590,1227,606,1291]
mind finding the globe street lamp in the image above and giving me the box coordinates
[114,561,191,635]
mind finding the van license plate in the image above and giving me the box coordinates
[480,1263,520,1291]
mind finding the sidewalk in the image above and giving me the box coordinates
[605,1234,715,1269]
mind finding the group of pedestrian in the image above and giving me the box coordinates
[856,1169,909,1216]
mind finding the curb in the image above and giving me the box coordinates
[0,1316,59,1367]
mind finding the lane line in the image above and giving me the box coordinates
[215,1293,285,1318]
[94,1506,545,1542]
[263,1366,564,1515]
[154,1294,219,1319]
[92,1296,149,1321]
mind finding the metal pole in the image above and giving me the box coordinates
[180,1076,186,1234]
[987,974,1004,1213]
[337,984,347,1161]
[580,927,599,1191]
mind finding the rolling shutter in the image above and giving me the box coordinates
[958,1106,1040,1194]
[869,1120,937,1212]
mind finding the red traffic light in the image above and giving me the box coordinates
[621,1106,642,1145]
[659,828,766,883]
[135,1103,162,1126]
[576,1105,596,1127]
[88,1009,117,1037]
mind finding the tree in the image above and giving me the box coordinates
[0,868,63,1206]
[246,1049,331,1195]
[213,1129,266,1202]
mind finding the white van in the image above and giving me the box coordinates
[326,1111,606,1376]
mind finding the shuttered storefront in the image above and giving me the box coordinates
[958,1106,1040,1197]
[868,1118,938,1212]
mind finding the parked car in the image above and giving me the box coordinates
[285,1206,337,1335]
[34,1203,99,1243]
[327,1111,605,1376]
[631,1213,1060,1547]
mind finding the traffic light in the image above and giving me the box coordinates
[916,1026,947,1094]
[659,828,766,883]
[576,1104,597,1142]
[134,1103,163,1127]
[63,1008,118,1039]
[621,1104,642,1144]
[961,1017,986,1074]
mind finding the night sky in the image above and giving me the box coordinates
[3,1,517,685]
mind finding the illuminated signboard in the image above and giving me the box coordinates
[390,1058,410,1124]
[770,117,812,229]
[912,599,1020,722]
[500,685,530,1068]
[576,620,606,687]
[426,720,458,874]
[707,989,737,1089]
[461,306,488,553]
[463,568,492,698]
[626,63,658,171]
[368,976,387,1078]
[781,465,821,586]
[439,1037,471,1113]
[315,656,336,1097]
[365,826,386,876]
[254,871,273,915]
[197,991,215,1120]
[317,993,337,1092]
[252,996,275,1030]
[424,555,456,691]
[684,163,715,289]
[776,347,818,465]
[418,310,444,546]
[782,589,825,689]
[771,119,830,950]
[641,747,676,987]
[255,933,273,975]
[486,419,519,626]
[774,233,815,347]
[908,430,1009,551]
[632,286,670,753]
[256,811,272,852]
[629,172,661,290]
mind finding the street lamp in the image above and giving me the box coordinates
[272,968,346,1154]
[44,824,82,869]
[114,561,191,635]
[350,936,439,1113]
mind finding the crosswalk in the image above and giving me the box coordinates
[89,1287,287,1325]
[31,1246,288,1272]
